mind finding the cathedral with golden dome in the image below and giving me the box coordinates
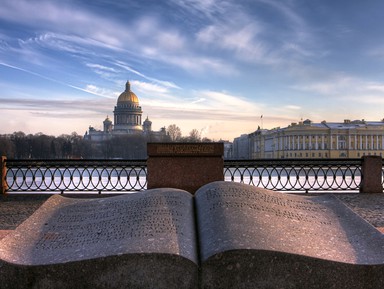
[84,81,164,141]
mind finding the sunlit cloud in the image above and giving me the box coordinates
[82,85,117,99]
[285,105,301,110]
[292,75,384,102]
[366,83,384,93]
[198,90,260,113]
[113,61,181,89]
[131,81,171,95]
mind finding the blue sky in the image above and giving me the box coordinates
[1,0,384,141]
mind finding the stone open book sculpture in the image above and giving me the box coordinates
[1,181,384,289]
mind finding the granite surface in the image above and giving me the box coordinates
[2,191,384,233]
[0,254,198,289]
[2,186,384,289]
[195,182,384,289]
[147,143,224,193]
[0,190,198,289]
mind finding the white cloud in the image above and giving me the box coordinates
[170,0,229,19]
[285,105,301,110]
[366,83,384,93]
[0,0,123,47]
[196,23,266,62]
[113,61,181,89]
[131,81,170,95]
[198,90,260,113]
[292,75,384,101]
[1,0,239,76]
[85,63,116,72]
[83,85,117,99]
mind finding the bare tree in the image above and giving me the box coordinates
[188,129,201,142]
[167,124,182,142]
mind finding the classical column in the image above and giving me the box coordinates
[376,135,379,150]
[322,135,325,150]
[287,136,290,150]
[360,135,363,150]
[371,135,374,150]
[309,135,312,150]
[281,136,284,151]
[336,135,339,150]
[382,135,384,150]
[285,136,288,151]
[348,134,351,149]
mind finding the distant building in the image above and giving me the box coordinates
[233,134,250,159]
[214,140,234,159]
[233,119,384,159]
[84,81,166,141]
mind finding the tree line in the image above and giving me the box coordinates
[0,125,214,159]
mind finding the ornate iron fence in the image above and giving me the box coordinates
[2,158,381,193]
[224,159,363,193]
[2,159,147,193]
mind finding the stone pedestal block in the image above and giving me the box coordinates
[147,143,224,194]
[360,156,383,193]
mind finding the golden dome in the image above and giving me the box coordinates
[117,81,139,104]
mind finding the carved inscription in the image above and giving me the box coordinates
[35,195,186,250]
[203,187,332,225]
[195,183,371,263]
[156,144,215,155]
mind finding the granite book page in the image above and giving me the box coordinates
[0,189,199,289]
[195,181,384,289]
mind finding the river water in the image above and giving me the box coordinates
[6,167,361,193]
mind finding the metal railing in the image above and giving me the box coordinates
[2,159,147,193]
[1,157,382,194]
[224,159,363,193]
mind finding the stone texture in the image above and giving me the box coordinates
[195,181,384,289]
[360,156,383,193]
[0,254,197,289]
[3,181,384,288]
[0,190,198,289]
[0,194,50,230]
[147,143,224,194]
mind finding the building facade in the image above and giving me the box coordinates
[232,134,250,159]
[84,81,165,141]
[234,119,384,159]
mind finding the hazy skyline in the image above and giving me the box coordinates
[1,0,384,141]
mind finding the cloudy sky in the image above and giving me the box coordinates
[1,0,384,141]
